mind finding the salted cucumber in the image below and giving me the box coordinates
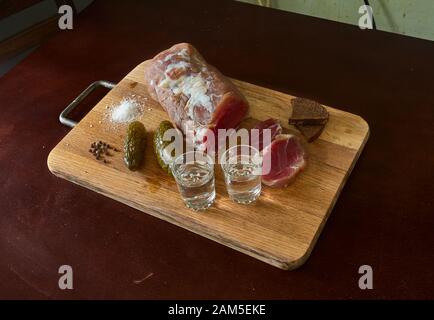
[153,121,178,175]
[124,121,146,171]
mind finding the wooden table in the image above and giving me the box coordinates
[0,0,433,299]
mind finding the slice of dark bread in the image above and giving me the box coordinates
[289,97,329,125]
[296,124,325,142]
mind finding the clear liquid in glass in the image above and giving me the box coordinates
[224,159,261,204]
[173,162,215,210]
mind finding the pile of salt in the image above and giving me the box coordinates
[110,98,142,123]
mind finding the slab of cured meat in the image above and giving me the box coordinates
[144,43,249,143]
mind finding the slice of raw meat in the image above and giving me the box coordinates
[250,118,282,151]
[262,134,306,188]
[144,43,249,146]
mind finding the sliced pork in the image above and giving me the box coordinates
[144,43,249,145]
[261,134,306,188]
[250,118,282,151]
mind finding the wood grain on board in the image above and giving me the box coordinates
[47,60,369,270]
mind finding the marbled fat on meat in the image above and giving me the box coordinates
[262,134,306,187]
[250,118,282,151]
[144,43,249,144]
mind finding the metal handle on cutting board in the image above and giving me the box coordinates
[59,80,117,128]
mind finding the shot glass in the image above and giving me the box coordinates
[171,151,215,211]
[221,145,262,204]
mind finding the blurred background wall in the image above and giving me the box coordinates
[238,0,434,41]
[1,0,432,78]
[0,0,94,77]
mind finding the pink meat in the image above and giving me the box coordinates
[262,134,306,188]
[144,43,249,144]
[250,118,282,151]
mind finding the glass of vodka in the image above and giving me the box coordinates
[171,151,215,211]
[221,145,262,204]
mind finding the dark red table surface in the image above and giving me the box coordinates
[0,0,433,299]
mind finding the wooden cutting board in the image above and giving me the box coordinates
[47,60,369,270]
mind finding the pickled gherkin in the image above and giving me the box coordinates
[153,120,179,175]
[124,121,146,171]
